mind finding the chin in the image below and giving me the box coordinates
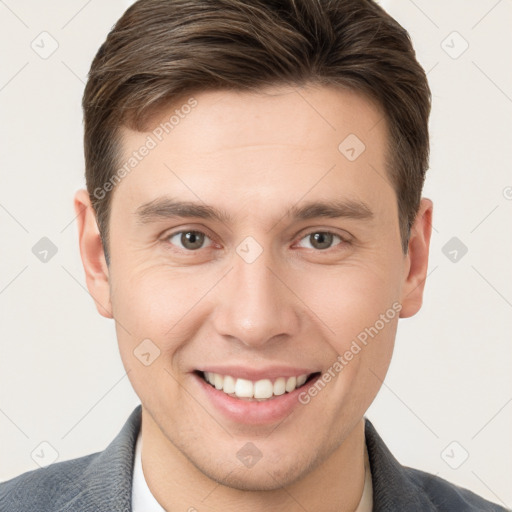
[215,466,303,492]
[193,450,318,492]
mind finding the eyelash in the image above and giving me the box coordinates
[163,229,351,253]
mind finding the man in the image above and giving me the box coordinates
[0,0,508,511]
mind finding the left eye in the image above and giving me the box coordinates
[167,231,213,251]
[297,231,345,250]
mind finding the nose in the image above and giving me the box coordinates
[211,245,300,348]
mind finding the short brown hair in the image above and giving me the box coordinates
[83,0,431,263]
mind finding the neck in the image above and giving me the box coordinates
[140,408,367,512]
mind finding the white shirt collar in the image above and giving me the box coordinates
[131,430,166,512]
[355,439,374,512]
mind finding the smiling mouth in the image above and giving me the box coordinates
[195,370,321,401]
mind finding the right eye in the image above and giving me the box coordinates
[166,230,214,251]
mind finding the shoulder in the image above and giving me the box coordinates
[403,465,509,511]
[0,452,100,511]
[364,418,509,511]
[0,405,141,512]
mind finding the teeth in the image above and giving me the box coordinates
[235,378,253,398]
[202,372,311,399]
[285,376,297,392]
[254,379,273,399]
[214,373,224,390]
[296,374,307,387]
[223,375,236,394]
[273,377,286,396]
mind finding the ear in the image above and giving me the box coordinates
[399,198,433,318]
[74,189,113,319]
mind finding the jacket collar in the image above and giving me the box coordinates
[365,418,437,511]
[59,405,142,512]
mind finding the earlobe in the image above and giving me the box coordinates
[74,189,113,319]
[399,198,434,319]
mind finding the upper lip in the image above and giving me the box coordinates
[195,365,320,381]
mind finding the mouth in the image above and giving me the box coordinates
[195,370,321,402]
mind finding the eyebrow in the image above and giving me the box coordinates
[135,196,374,225]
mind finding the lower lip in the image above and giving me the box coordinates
[193,373,320,425]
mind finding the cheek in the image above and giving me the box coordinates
[111,267,208,336]
[110,270,200,406]
[290,259,401,401]
[109,271,181,384]
[294,260,401,341]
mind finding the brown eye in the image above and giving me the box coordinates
[310,232,333,250]
[168,230,211,251]
[297,231,345,250]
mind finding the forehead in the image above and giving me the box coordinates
[113,84,394,223]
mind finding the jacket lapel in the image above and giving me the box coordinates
[59,405,142,512]
[365,418,437,511]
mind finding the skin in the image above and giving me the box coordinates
[75,84,432,511]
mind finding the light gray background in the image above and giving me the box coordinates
[0,0,511,507]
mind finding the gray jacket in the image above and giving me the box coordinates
[0,405,508,511]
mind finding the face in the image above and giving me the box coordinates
[76,84,432,491]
